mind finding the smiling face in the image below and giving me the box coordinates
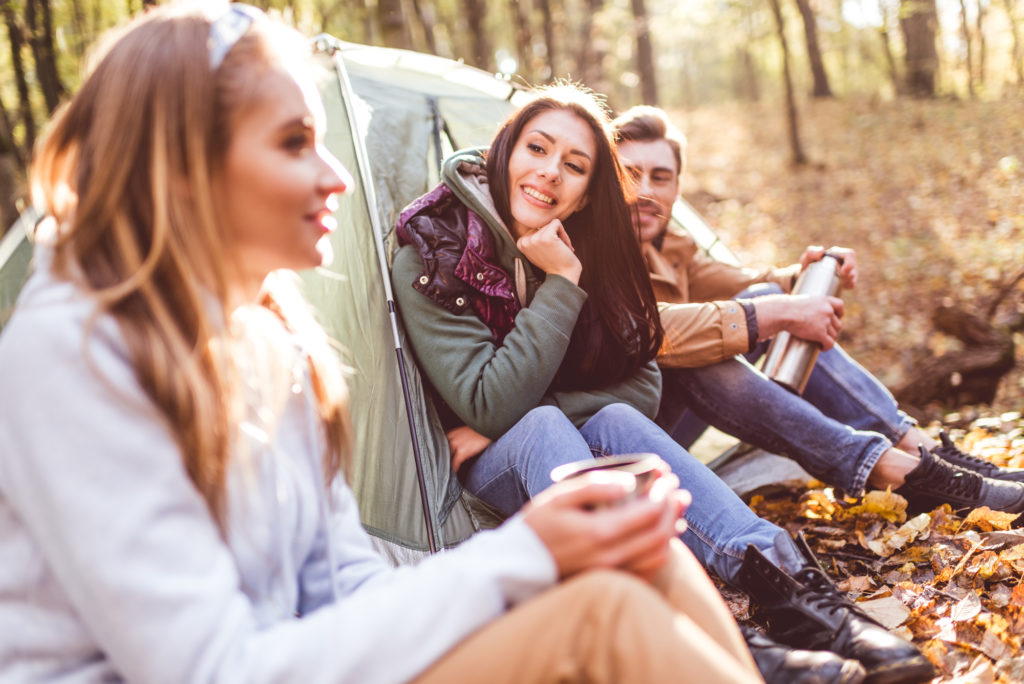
[616,138,680,246]
[505,108,596,238]
[221,65,352,292]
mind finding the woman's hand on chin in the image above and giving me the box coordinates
[516,219,582,285]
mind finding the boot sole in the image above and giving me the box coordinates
[863,656,935,684]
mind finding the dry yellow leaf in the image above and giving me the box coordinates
[843,488,908,524]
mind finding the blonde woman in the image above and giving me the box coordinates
[0,3,761,682]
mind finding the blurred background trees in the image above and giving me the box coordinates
[3,0,1023,216]
[3,0,1023,226]
[1,0,1022,415]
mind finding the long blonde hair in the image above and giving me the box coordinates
[30,2,350,527]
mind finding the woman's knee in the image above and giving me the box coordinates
[517,405,576,432]
[562,569,664,621]
[590,402,646,426]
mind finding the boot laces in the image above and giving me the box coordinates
[914,450,983,499]
[791,567,850,618]
[935,431,994,471]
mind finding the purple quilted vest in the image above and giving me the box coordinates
[395,183,521,343]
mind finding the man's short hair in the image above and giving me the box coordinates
[611,106,686,176]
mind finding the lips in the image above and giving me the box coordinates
[307,208,337,233]
[636,198,663,216]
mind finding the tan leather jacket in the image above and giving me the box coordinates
[645,230,799,368]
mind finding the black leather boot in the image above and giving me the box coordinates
[737,545,934,684]
[740,625,866,684]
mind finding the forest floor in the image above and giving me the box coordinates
[674,98,1024,681]
[674,96,1024,418]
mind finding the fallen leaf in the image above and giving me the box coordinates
[868,513,932,557]
[856,595,911,629]
[950,592,982,622]
[837,575,873,594]
[943,654,995,684]
[962,507,1018,533]
[843,488,908,523]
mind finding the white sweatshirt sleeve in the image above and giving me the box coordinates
[0,280,556,684]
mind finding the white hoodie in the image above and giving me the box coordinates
[0,262,556,683]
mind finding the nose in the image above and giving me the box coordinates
[537,157,561,183]
[635,172,653,198]
[317,144,352,196]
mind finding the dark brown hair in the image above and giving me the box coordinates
[486,84,663,391]
[611,105,686,176]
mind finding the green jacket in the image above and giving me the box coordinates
[391,149,661,439]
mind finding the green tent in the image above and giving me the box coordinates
[0,36,738,563]
[0,207,39,329]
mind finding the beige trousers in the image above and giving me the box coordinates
[414,540,763,684]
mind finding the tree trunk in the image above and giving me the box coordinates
[960,0,976,96]
[378,0,412,49]
[734,46,761,101]
[3,2,35,156]
[0,153,19,235]
[509,0,534,81]
[793,0,833,97]
[577,0,606,91]
[460,0,492,70]
[977,0,987,89]
[878,0,903,95]
[0,93,24,173]
[1005,0,1024,87]
[410,0,438,54]
[0,61,20,235]
[535,0,556,80]
[768,0,807,165]
[894,304,1019,417]
[69,0,89,60]
[900,0,940,96]
[25,0,65,114]
[630,0,658,104]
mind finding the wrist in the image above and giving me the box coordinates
[552,265,582,285]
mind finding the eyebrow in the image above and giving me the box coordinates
[623,160,675,177]
[530,129,593,162]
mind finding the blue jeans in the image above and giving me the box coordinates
[656,284,916,496]
[459,403,805,584]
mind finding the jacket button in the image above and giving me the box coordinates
[731,323,738,329]
[729,307,736,314]
[455,297,465,307]
[476,272,484,281]
[418,275,429,285]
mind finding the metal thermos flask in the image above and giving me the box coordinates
[760,253,843,394]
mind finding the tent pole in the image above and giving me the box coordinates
[328,47,439,554]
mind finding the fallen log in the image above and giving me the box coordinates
[894,304,1018,419]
